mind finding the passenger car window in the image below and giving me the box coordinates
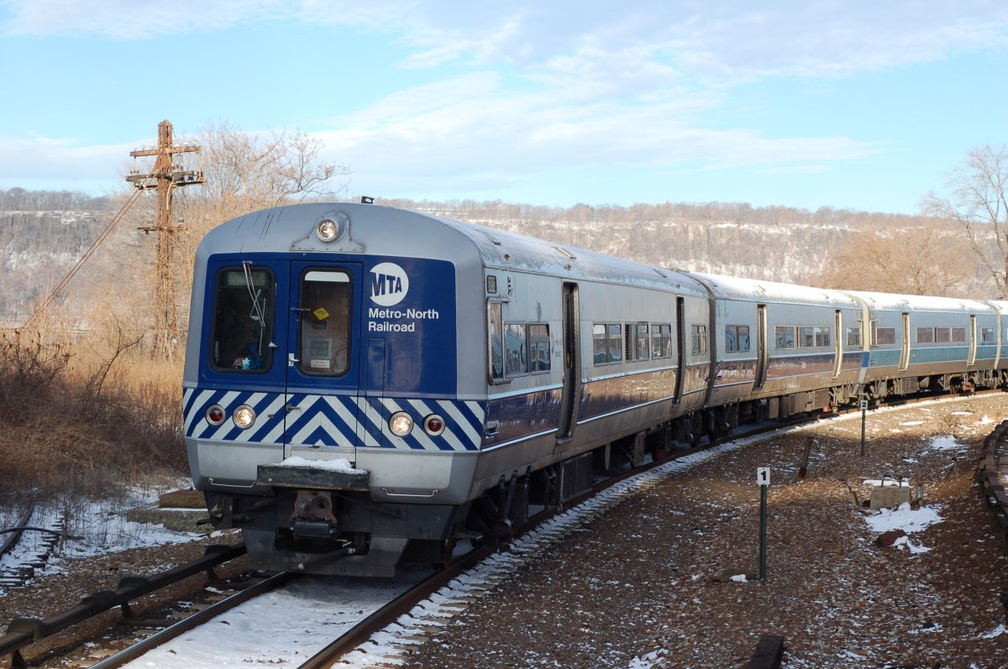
[505,324,528,376]
[691,324,708,355]
[528,324,551,372]
[873,327,896,346]
[775,326,795,349]
[625,322,650,361]
[651,324,673,358]
[593,323,624,365]
[725,325,751,353]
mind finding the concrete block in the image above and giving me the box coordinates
[870,484,912,510]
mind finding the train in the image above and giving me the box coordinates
[182,201,1008,577]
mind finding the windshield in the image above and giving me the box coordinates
[297,269,352,376]
[210,265,275,372]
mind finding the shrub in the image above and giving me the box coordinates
[0,331,186,502]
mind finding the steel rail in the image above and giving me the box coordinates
[88,571,295,669]
[297,543,497,669]
[0,507,36,559]
[0,542,246,668]
[295,418,751,668]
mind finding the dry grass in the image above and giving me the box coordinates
[0,331,186,502]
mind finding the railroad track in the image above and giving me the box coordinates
[0,543,247,668]
[87,571,296,669]
[0,437,708,668]
[2,390,995,668]
[0,505,64,590]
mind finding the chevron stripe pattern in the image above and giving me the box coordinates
[183,387,485,451]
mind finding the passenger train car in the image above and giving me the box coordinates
[183,202,1008,576]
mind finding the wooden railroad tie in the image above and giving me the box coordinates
[744,634,785,669]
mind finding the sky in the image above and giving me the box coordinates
[0,1,1005,215]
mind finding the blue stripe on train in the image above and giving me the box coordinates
[183,388,485,451]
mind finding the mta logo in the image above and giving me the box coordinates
[370,262,410,307]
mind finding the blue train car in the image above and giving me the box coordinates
[693,273,864,418]
[848,292,1002,396]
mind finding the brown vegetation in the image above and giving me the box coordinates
[0,331,185,502]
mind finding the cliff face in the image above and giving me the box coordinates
[0,196,991,328]
[0,209,107,324]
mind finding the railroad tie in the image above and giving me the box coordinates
[744,634,785,669]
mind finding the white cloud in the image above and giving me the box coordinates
[0,0,286,38]
[314,69,883,198]
[294,1,1008,81]
[1,0,1004,206]
[7,1,1005,79]
[0,134,130,186]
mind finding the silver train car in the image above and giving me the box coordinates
[183,202,1008,576]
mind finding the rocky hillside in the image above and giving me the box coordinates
[0,191,991,328]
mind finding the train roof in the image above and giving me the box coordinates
[844,290,996,313]
[197,202,708,296]
[688,272,861,308]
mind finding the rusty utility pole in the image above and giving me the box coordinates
[127,120,204,357]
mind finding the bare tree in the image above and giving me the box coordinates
[190,121,351,233]
[803,223,974,296]
[922,144,1008,297]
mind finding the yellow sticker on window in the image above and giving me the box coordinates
[313,307,330,321]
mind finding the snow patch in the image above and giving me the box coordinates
[927,435,963,452]
[274,456,365,474]
[863,503,942,535]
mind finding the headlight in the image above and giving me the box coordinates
[315,213,348,243]
[316,217,339,242]
[389,411,414,436]
[233,405,256,429]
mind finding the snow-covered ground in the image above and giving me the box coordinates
[0,486,206,589]
[1,396,1005,668]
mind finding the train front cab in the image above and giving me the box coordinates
[186,247,480,577]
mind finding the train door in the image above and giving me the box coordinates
[674,297,686,401]
[899,312,911,371]
[557,282,581,443]
[754,304,768,388]
[832,310,843,378]
[968,315,978,366]
[282,262,363,462]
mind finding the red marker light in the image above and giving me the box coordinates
[424,415,445,436]
[207,405,225,425]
